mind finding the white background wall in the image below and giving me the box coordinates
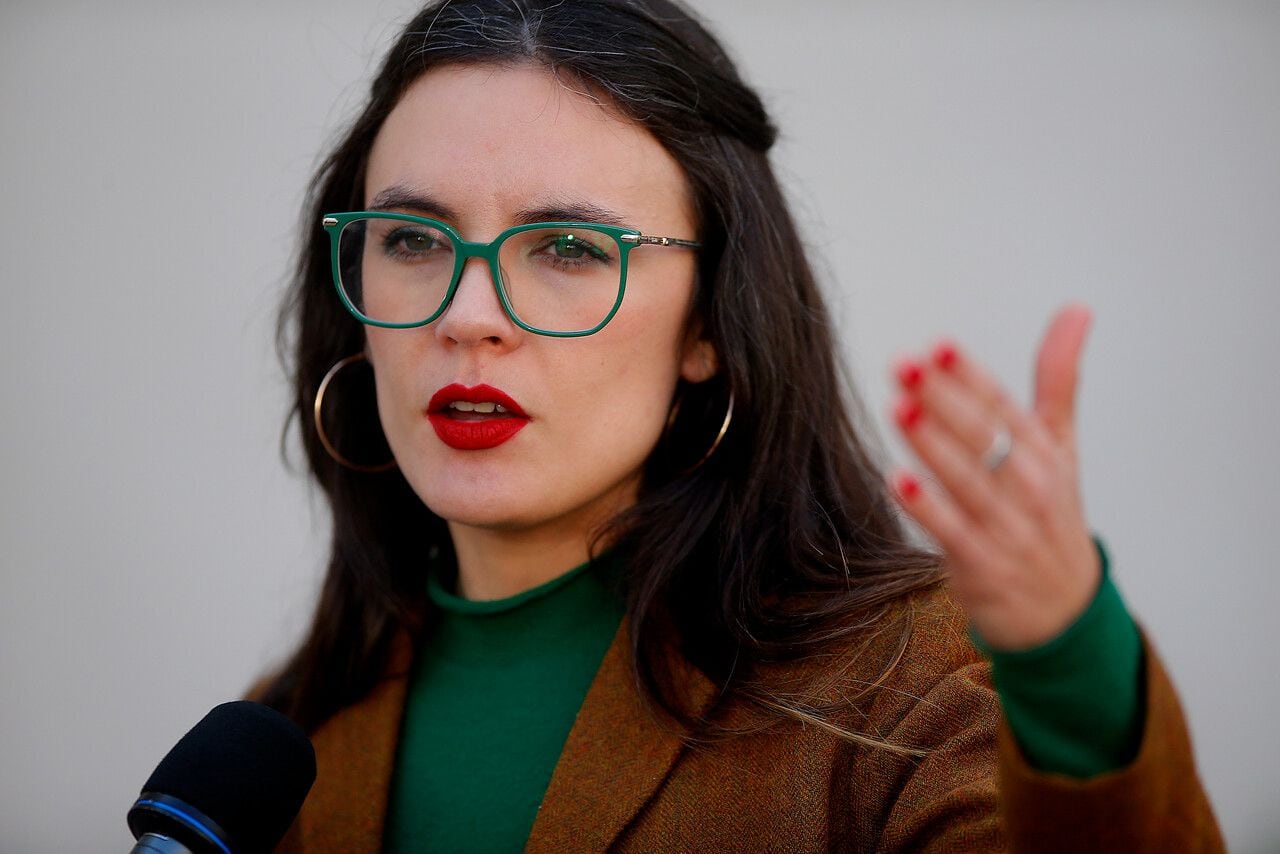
[2,1,1276,850]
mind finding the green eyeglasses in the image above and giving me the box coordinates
[322,212,700,337]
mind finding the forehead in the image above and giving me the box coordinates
[364,63,694,233]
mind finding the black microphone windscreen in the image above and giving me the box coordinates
[135,701,316,853]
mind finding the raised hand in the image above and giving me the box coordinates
[887,304,1101,651]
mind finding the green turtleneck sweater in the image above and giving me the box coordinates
[384,540,1141,852]
[383,551,628,853]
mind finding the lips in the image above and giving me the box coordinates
[426,383,529,450]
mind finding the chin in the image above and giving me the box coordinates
[425,496,545,531]
[410,466,642,536]
[407,468,559,529]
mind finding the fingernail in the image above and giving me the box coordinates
[932,341,958,370]
[894,471,922,500]
[893,397,923,431]
[895,359,924,390]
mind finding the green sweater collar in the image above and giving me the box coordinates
[427,551,604,616]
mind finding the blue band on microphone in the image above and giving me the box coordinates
[134,799,234,854]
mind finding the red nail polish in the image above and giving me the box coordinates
[933,342,958,370]
[895,359,924,390]
[893,397,923,431]
[895,471,921,500]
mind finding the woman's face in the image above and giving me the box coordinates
[363,63,712,538]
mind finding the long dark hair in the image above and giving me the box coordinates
[265,0,944,743]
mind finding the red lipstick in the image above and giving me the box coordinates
[427,383,529,451]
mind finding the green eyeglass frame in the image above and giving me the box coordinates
[321,211,701,338]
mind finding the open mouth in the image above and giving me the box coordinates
[426,383,529,450]
[438,399,517,420]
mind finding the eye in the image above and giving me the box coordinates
[541,232,611,263]
[554,235,585,259]
[382,226,446,259]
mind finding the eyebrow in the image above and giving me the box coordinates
[366,185,630,228]
[515,199,629,227]
[368,185,459,222]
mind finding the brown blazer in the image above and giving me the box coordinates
[272,587,1223,852]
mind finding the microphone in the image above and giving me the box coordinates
[127,701,316,854]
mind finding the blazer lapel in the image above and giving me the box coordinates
[290,633,413,854]
[526,619,718,853]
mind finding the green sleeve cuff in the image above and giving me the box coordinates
[975,537,1145,778]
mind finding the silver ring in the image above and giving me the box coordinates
[982,427,1013,472]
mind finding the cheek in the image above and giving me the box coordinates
[566,296,689,448]
[551,341,671,442]
[364,333,420,441]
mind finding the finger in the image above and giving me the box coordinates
[908,358,1037,459]
[888,467,994,574]
[892,396,1035,544]
[1033,303,1093,443]
[896,348,1052,461]
[899,384,1072,552]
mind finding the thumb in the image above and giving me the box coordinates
[1034,303,1093,442]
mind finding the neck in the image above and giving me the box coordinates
[446,484,634,600]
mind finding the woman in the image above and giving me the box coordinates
[257,0,1222,850]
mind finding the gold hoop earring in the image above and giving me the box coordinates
[313,353,397,473]
[665,394,684,432]
[666,389,734,476]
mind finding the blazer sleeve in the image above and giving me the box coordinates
[843,600,1224,853]
[994,631,1224,852]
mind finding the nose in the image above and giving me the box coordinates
[432,256,519,348]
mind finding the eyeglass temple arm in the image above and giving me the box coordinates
[619,233,701,249]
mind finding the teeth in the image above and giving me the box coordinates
[448,401,506,414]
